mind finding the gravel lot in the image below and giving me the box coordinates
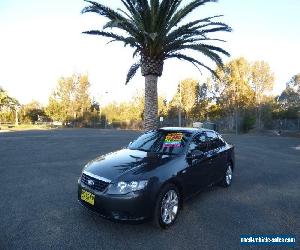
[0,129,299,250]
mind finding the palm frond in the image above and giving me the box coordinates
[103,20,121,29]
[197,26,232,34]
[167,15,224,38]
[179,44,225,66]
[165,16,228,45]
[166,53,219,78]
[126,63,141,84]
[82,0,124,20]
[116,8,133,21]
[82,0,142,41]
[167,43,230,59]
[155,0,180,32]
[132,0,151,32]
[166,53,202,73]
[82,30,141,49]
[132,48,140,58]
[150,0,160,19]
[164,0,182,23]
[82,0,231,82]
[198,44,230,56]
[196,37,226,42]
[121,0,143,23]
[168,0,218,30]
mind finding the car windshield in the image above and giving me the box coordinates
[129,130,192,155]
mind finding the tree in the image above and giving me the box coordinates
[81,0,231,130]
[0,87,8,108]
[191,81,211,120]
[45,73,92,122]
[158,95,168,117]
[0,87,19,110]
[180,79,199,121]
[286,73,300,96]
[46,77,74,122]
[278,87,300,110]
[250,61,274,129]
[45,97,64,122]
[103,92,167,121]
[211,58,275,131]
[276,75,300,120]
[74,74,91,117]
[170,78,199,122]
[213,57,255,132]
[102,91,145,123]
[0,87,20,124]
[21,101,46,123]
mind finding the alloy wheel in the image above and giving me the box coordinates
[226,165,233,185]
[160,190,179,225]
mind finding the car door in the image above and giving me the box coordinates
[206,131,226,182]
[184,133,213,193]
[215,134,228,179]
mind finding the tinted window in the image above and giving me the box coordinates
[189,133,209,153]
[206,131,217,140]
[129,130,192,155]
[206,131,225,149]
[217,135,226,147]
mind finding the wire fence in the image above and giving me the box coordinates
[1,118,299,132]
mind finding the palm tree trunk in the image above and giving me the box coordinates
[144,75,158,131]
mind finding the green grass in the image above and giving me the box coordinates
[0,124,53,131]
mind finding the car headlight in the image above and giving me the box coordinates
[106,180,148,194]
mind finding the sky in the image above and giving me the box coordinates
[0,0,300,105]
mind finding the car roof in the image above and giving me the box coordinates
[159,127,216,134]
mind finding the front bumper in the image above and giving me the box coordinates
[77,180,154,222]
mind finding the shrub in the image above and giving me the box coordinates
[242,113,256,132]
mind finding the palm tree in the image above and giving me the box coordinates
[81,0,231,130]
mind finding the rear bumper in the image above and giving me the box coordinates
[77,181,154,222]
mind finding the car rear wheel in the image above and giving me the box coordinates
[220,164,233,187]
[153,184,180,229]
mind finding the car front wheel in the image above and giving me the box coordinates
[153,184,180,229]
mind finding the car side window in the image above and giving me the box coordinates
[216,134,226,147]
[206,131,219,150]
[189,133,209,153]
[206,131,225,150]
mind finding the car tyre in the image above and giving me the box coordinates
[153,183,180,229]
[220,164,233,187]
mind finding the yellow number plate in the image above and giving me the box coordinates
[81,189,95,206]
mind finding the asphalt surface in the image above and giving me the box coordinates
[0,129,299,250]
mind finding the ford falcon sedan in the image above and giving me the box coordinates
[78,127,235,229]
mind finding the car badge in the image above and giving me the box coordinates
[87,179,94,186]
